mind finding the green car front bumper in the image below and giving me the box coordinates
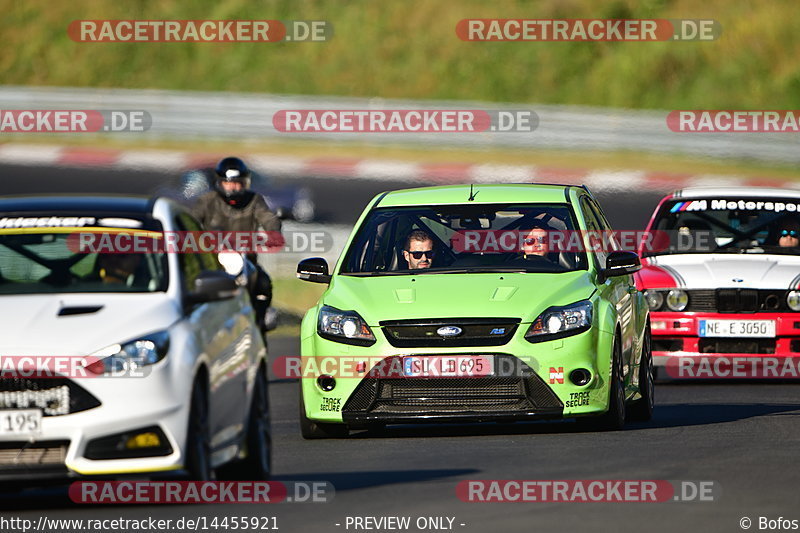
[300,324,615,426]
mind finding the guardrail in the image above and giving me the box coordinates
[2,85,799,163]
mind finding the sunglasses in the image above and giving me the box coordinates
[524,237,547,245]
[407,249,435,259]
[781,230,798,237]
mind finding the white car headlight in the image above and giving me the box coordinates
[88,330,170,376]
[643,289,664,311]
[318,305,376,346]
[665,289,689,311]
[787,291,800,311]
[525,300,593,342]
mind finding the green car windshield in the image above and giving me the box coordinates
[341,203,588,275]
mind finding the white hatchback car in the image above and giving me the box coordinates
[0,196,270,481]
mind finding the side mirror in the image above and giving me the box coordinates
[600,251,641,282]
[297,257,331,284]
[186,270,239,304]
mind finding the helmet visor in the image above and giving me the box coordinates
[216,175,251,195]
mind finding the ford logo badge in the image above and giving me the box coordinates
[437,326,463,337]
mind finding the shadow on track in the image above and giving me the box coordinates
[271,468,479,491]
[0,468,477,510]
[333,401,800,439]
[636,402,800,429]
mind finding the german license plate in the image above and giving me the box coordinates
[698,319,776,338]
[0,409,42,436]
[402,355,494,377]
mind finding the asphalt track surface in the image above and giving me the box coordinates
[2,163,800,533]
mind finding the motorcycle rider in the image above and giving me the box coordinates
[192,157,282,334]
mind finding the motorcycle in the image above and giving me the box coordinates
[218,252,278,338]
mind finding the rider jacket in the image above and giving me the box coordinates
[192,190,280,324]
[192,190,282,233]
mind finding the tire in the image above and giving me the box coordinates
[299,383,349,439]
[628,326,654,422]
[185,378,215,480]
[219,368,272,479]
[581,335,626,431]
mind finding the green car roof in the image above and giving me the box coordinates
[375,184,578,207]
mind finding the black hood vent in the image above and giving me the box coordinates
[58,305,104,316]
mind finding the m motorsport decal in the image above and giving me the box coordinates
[671,199,800,213]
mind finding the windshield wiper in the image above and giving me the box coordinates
[713,245,765,254]
[343,267,566,276]
[341,271,407,276]
[412,267,551,274]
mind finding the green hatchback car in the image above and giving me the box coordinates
[296,184,653,438]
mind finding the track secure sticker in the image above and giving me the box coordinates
[320,397,341,412]
[565,391,590,408]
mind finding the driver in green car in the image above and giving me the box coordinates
[402,229,435,269]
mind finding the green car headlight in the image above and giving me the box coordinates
[317,305,376,346]
[787,290,800,311]
[643,289,664,311]
[525,300,593,343]
[88,330,170,376]
[665,289,689,311]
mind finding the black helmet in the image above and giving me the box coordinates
[214,157,252,201]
